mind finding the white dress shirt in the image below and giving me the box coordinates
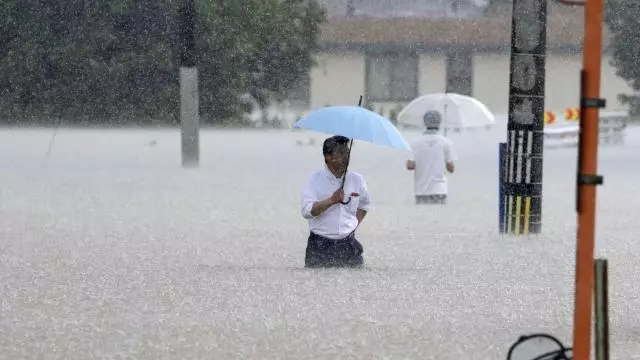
[301,167,371,240]
[409,132,456,196]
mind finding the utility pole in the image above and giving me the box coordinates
[503,0,548,235]
[179,0,199,167]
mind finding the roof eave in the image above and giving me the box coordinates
[317,42,586,55]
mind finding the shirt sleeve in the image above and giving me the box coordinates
[357,177,371,212]
[408,142,416,161]
[301,175,318,219]
[444,139,457,163]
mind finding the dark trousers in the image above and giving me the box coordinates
[416,194,447,205]
[305,232,364,268]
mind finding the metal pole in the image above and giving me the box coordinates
[504,0,547,235]
[594,258,610,360]
[179,0,199,167]
[572,0,605,357]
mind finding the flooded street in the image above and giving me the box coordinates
[1,125,639,359]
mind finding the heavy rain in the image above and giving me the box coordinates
[1,0,639,359]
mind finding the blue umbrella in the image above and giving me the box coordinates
[293,99,411,204]
[293,106,411,151]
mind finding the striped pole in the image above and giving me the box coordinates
[504,130,540,234]
[504,0,547,235]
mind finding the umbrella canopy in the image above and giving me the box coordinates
[397,93,495,131]
[293,105,412,151]
[293,104,411,204]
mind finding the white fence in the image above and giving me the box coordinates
[240,96,631,149]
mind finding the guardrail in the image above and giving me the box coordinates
[544,114,628,148]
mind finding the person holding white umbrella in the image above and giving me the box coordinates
[405,111,457,205]
[397,92,496,133]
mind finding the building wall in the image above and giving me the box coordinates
[306,50,632,119]
[471,53,510,114]
[419,54,446,94]
[309,51,365,109]
[471,53,632,116]
[307,52,447,117]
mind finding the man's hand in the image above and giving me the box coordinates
[310,188,344,217]
[329,188,345,204]
[356,209,367,224]
[406,160,415,170]
[446,161,455,173]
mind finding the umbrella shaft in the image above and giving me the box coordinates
[342,138,355,188]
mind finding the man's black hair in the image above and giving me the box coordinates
[322,135,350,156]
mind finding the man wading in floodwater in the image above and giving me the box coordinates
[301,135,371,268]
[406,111,456,205]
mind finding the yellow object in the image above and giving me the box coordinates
[564,107,580,121]
[505,195,532,235]
[544,111,556,125]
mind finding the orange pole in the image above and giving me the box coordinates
[572,0,604,358]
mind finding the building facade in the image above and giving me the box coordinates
[284,1,631,122]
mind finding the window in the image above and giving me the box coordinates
[451,0,470,14]
[366,51,419,102]
[446,49,473,96]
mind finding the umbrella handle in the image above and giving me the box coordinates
[338,182,352,205]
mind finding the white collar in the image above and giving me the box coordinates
[323,166,345,184]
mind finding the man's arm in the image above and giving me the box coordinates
[301,175,340,219]
[356,178,371,224]
[310,198,335,217]
[301,177,319,219]
[444,140,456,173]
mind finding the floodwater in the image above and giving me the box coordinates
[1,124,639,359]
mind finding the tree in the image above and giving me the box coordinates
[0,0,326,126]
[197,0,325,125]
[0,0,179,125]
[605,0,640,115]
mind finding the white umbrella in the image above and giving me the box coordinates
[397,93,495,135]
